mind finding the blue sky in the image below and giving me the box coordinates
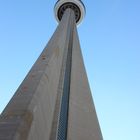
[0,0,140,140]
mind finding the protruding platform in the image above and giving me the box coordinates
[54,0,85,25]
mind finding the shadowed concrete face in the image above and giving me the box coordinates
[0,5,103,140]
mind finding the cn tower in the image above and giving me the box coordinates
[0,0,103,140]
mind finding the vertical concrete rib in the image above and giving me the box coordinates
[57,9,74,140]
[49,9,75,140]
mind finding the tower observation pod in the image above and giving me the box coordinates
[0,0,103,140]
[54,0,86,25]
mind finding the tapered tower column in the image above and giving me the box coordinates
[0,1,103,140]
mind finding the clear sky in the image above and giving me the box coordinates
[0,0,140,140]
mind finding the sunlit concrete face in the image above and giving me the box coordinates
[0,1,103,140]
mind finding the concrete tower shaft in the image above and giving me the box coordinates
[0,1,103,140]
